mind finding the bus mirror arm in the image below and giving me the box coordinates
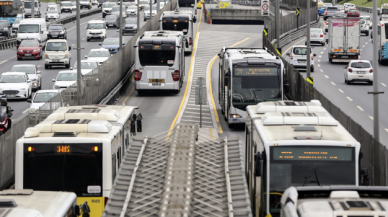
[136,113,143,132]
[130,113,137,134]
[284,83,290,94]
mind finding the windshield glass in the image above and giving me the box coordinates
[46,42,67,51]
[61,2,71,6]
[20,40,38,47]
[88,50,110,57]
[382,8,388,14]
[351,62,371,68]
[74,61,98,69]
[103,38,119,45]
[310,29,321,33]
[293,47,312,55]
[0,22,8,28]
[125,18,136,24]
[318,6,326,10]
[47,10,58,13]
[48,25,63,30]
[112,6,124,12]
[139,43,176,66]
[327,7,339,11]
[13,19,21,24]
[140,0,148,4]
[56,73,77,81]
[162,19,189,35]
[144,5,157,10]
[103,2,116,7]
[232,67,281,110]
[105,15,117,20]
[10,66,35,74]
[33,92,59,103]
[127,6,137,9]
[18,24,39,33]
[0,75,26,83]
[87,23,104,29]
[23,143,103,197]
[24,2,38,8]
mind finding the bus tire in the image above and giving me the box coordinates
[366,31,369,36]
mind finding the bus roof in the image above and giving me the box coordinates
[162,9,193,17]
[0,190,76,217]
[140,30,183,41]
[222,47,282,65]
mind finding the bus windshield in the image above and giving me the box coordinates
[139,43,176,66]
[162,19,189,35]
[382,8,388,14]
[0,4,14,14]
[23,143,103,196]
[178,0,194,7]
[232,66,281,110]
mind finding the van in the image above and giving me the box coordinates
[44,39,72,69]
[86,20,107,41]
[134,30,185,94]
[24,0,41,18]
[17,18,47,47]
[286,45,316,72]
[60,1,73,13]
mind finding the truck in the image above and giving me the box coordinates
[327,16,360,63]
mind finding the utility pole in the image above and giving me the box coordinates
[157,0,160,11]
[137,0,140,33]
[275,0,280,53]
[306,0,311,78]
[119,0,123,49]
[31,0,35,18]
[150,0,152,22]
[76,0,81,105]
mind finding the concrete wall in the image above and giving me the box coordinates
[210,9,265,24]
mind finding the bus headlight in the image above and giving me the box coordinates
[230,114,241,118]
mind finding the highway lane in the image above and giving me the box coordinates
[5,8,148,120]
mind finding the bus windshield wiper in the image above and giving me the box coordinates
[314,169,321,186]
[252,89,261,101]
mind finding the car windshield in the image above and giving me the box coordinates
[318,6,326,9]
[293,47,312,55]
[144,5,157,10]
[56,73,77,81]
[87,23,104,29]
[351,62,371,68]
[71,2,76,5]
[33,92,59,103]
[310,29,321,33]
[88,50,110,57]
[103,2,116,7]
[49,25,63,30]
[0,75,26,83]
[18,24,39,33]
[103,38,119,45]
[349,10,358,12]
[125,18,136,24]
[112,7,125,12]
[61,2,71,6]
[10,66,35,74]
[0,22,8,28]
[20,40,38,47]
[327,7,339,11]
[140,0,148,4]
[127,6,136,9]
[74,61,98,69]
[47,10,59,13]
[105,15,117,20]
[13,19,22,24]
[46,42,67,51]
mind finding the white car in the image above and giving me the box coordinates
[45,10,60,21]
[144,5,157,21]
[0,72,32,100]
[10,64,41,91]
[323,3,332,6]
[344,3,356,12]
[112,6,127,18]
[52,70,78,89]
[360,15,372,29]
[360,20,369,36]
[139,0,149,10]
[102,2,117,18]
[12,18,22,33]
[27,90,62,115]
[286,45,316,72]
[305,28,325,46]
[44,39,72,69]
[71,2,77,10]
[60,1,73,13]
[70,60,99,75]
[126,6,138,16]
[324,20,328,32]
[85,48,111,65]
[86,20,107,41]
[344,60,373,85]
[91,0,98,5]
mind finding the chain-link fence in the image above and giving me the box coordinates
[0,0,178,190]
[263,35,388,186]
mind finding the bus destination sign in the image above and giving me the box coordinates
[234,67,278,76]
[272,147,353,161]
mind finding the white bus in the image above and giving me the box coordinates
[281,186,388,217]
[377,20,388,64]
[134,30,185,94]
[218,47,287,127]
[0,189,79,217]
[244,100,363,217]
[160,9,197,54]
[15,105,141,217]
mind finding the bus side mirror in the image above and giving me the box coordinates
[130,113,136,134]
[136,113,142,132]
[74,205,81,216]
[193,16,197,23]
[284,83,290,94]
[255,152,263,177]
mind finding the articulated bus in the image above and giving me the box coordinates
[377,20,388,63]
[218,47,286,127]
[15,105,141,217]
[0,0,23,24]
[245,100,364,217]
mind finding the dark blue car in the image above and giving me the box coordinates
[99,38,125,54]
[318,6,326,16]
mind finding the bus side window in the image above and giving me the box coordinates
[112,153,116,183]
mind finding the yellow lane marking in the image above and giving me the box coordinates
[122,86,135,104]
[167,8,202,132]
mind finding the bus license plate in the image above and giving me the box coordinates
[149,79,164,83]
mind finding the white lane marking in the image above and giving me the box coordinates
[331,82,336,85]
[72,44,75,47]
[319,55,322,58]
[318,64,320,67]
[338,89,344,93]
[82,38,85,40]
[369,39,372,41]
[37,65,40,68]
[324,74,328,78]
[347,96,353,101]
[22,108,29,113]
[323,48,326,50]
[363,45,365,48]
[281,37,306,56]
[365,42,368,45]
[385,128,388,133]
[369,116,374,120]
[318,59,321,62]
[382,83,387,87]
[320,51,324,54]
[67,17,99,31]
[357,106,364,111]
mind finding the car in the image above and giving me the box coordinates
[318,6,326,16]
[159,2,165,8]
[52,70,81,90]
[0,72,32,100]
[324,21,328,32]
[91,0,98,5]
[17,39,42,60]
[80,0,92,9]
[86,20,107,41]
[286,45,316,72]
[111,6,127,18]
[100,38,124,54]
[126,5,137,16]
[70,60,98,75]
[144,5,157,21]
[344,60,373,85]
[139,0,149,10]
[347,9,360,17]
[360,20,369,36]
[44,39,72,69]
[102,2,117,18]
[336,5,345,14]
[344,3,356,13]
[10,64,41,91]
[324,6,340,20]
[361,15,372,29]
[12,18,22,33]
[105,14,119,28]
[0,20,11,37]
[60,1,73,13]
[305,28,325,46]
[27,90,62,116]
[45,10,60,22]
[85,48,111,65]
[123,17,137,34]
[71,2,77,10]
[48,24,67,39]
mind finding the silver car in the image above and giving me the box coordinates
[305,28,325,46]
[126,5,137,16]
[324,6,340,20]
[123,18,137,34]
[45,10,60,21]
[10,64,41,91]
[111,6,127,18]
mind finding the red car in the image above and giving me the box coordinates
[17,39,42,60]
[347,9,360,17]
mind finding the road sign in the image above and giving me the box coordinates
[263,28,268,36]
[296,8,300,16]
[306,77,313,85]
[195,87,207,105]
[261,0,269,16]
[219,2,225,8]
[116,17,126,28]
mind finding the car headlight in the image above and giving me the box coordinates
[20,88,25,90]
[18,49,23,52]
[64,54,69,59]
[229,114,242,118]
[45,54,49,59]
[60,31,65,34]
[33,83,37,87]
[33,49,39,52]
